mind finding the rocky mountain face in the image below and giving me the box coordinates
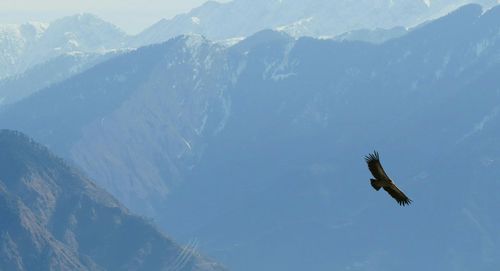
[1,3,500,270]
[0,130,225,271]
[0,35,232,216]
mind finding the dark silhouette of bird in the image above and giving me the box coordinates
[365,151,412,206]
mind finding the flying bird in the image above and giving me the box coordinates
[365,151,412,206]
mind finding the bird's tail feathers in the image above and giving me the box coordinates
[370,179,381,191]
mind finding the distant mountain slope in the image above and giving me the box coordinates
[333,26,408,44]
[131,0,498,46]
[162,5,500,270]
[0,22,47,79]
[2,1,495,103]
[0,130,225,271]
[0,50,125,107]
[1,4,500,270]
[0,14,126,80]
[0,35,231,215]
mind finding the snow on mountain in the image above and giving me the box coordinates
[19,13,127,76]
[2,0,499,82]
[0,13,127,80]
[131,0,499,46]
[2,4,500,270]
[0,34,232,215]
[2,1,496,81]
[0,22,47,79]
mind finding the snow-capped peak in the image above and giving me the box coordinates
[0,13,127,79]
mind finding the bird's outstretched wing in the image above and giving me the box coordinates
[383,184,412,206]
[364,151,390,181]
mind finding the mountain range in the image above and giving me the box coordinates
[1,2,500,271]
[1,0,498,81]
[0,51,124,107]
[0,129,225,271]
[131,0,499,45]
[0,14,126,80]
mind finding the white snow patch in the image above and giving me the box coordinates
[27,21,48,35]
[68,39,80,48]
[184,34,205,49]
[423,0,431,7]
[276,17,313,31]
[182,34,209,62]
[64,51,85,57]
[276,17,314,37]
[263,42,299,81]
[318,35,334,40]
[216,37,245,47]
[191,17,201,25]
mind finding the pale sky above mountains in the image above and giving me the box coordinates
[0,0,230,34]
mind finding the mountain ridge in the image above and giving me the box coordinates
[0,13,127,80]
[0,129,225,271]
[131,0,499,46]
[2,1,498,81]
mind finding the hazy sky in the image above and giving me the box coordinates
[0,0,230,34]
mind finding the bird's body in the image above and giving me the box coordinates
[365,151,412,206]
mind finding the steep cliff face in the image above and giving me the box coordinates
[0,130,225,271]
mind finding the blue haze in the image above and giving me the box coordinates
[0,3,500,271]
